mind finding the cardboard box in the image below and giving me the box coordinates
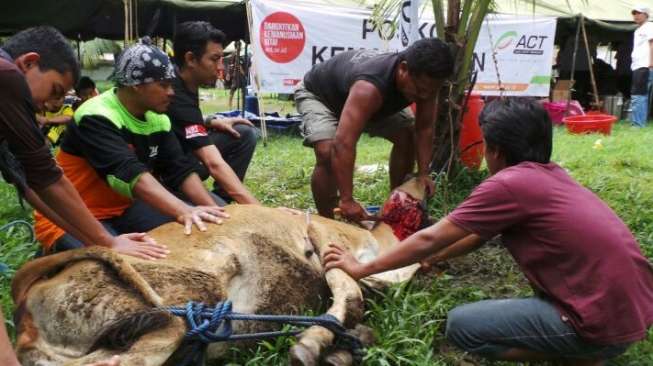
[551,79,574,102]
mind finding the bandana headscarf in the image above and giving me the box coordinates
[113,37,175,86]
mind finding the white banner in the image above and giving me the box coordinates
[473,15,557,96]
[250,0,556,97]
[399,0,421,47]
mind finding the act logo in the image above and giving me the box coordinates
[493,30,548,56]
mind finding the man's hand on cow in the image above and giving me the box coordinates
[110,233,169,260]
[209,117,254,138]
[323,243,367,280]
[84,355,121,366]
[416,174,436,197]
[338,199,378,223]
[177,205,230,235]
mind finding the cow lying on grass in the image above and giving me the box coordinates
[12,179,427,366]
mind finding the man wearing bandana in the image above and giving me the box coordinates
[34,39,229,254]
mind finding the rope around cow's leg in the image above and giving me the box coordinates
[166,301,365,365]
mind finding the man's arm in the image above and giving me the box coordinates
[193,145,259,204]
[155,130,225,207]
[35,177,113,248]
[420,233,485,270]
[132,173,227,235]
[40,115,73,125]
[24,187,93,244]
[178,172,220,206]
[413,95,438,195]
[332,80,383,221]
[35,176,166,257]
[323,218,470,280]
[649,39,653,68]
[73,116,225,235]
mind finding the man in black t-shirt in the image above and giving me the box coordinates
[167,21,259,204]
[295,38,454,221]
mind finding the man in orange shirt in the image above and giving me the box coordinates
[34,38,229,253]
[0,26,159,366]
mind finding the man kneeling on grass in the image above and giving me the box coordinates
[324,98,653,366]
[34,38,228,254]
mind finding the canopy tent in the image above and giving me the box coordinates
[0,0,248,41]
[327,0,649,21]
[298,0,644,42]
[493,0,649,22]
[1,0,645,44]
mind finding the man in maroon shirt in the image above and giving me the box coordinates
[0,26,169,366]
[323,99,653,365]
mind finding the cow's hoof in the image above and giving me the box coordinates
[289,342,319,366]
[323,349,353,366]
[352,324,375,346]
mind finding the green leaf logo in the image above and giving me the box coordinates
[494,31,518,50]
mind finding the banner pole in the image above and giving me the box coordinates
[246,0,268,146]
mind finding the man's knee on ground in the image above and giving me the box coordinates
[445,304,501,357]
[445,305,475,350]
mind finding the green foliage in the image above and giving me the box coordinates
[0,122,651,364]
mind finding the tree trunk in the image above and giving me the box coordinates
[430,0,491,174]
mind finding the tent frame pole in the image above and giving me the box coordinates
[245,0,267,146]
[565,14,582,117]
[580,17,601,110]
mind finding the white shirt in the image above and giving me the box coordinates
[631,22,653,70]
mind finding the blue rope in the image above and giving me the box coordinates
[167,301,365,365]
[0,219,35,243]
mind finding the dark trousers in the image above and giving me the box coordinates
[52,199,175,252]
[51,192,225,254]
[446,298,630,360]
[208,124,258,202]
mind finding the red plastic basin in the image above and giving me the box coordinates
[562,114,617,135]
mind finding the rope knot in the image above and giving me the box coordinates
[175,301,234,343]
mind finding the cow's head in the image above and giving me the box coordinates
[362,178,430,287]
[379,178,430,240]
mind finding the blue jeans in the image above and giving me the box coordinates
[630,68,653,127]
[445,298,630,360]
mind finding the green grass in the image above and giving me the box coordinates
[1,119,652,365]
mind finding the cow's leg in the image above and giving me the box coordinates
[289,223,364,366]
[63,317,186,366]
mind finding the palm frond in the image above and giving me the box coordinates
[80,39,122,69]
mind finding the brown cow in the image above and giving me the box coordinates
[12,179,427,366]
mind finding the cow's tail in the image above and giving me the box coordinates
[11,247,163,307]
[90,308,174,352]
